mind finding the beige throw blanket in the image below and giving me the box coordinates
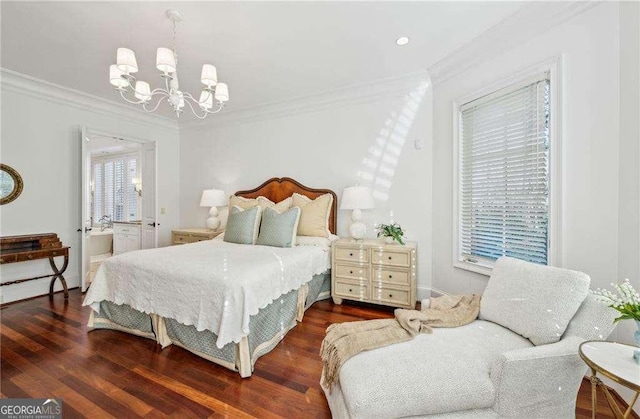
[320,294,480,390]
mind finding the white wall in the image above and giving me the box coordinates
[432,2,621,295]
[179,74,434,299]
[0,71,180,303]
[432,2,639,409]
[615,0,640,410]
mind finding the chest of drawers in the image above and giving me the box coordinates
[331,238,417,309]
[171,228,222,245]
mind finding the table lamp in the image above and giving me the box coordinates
[340,186,375,240]
[200,188,227,230]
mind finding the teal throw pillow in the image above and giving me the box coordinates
[256,207,301,248]
[223,206,262,245]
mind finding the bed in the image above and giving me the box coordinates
[83,177,337,377]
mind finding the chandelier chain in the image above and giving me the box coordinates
[171,18,178,68]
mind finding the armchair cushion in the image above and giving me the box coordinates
[480,257,590,346]
[337,320,532,418]
[563,293,617,340]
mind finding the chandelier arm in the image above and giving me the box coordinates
[121,74,135,90]
[204,103,225,114]
[182,91,200,103]
[118,89,146,105]
[183,92,225,114]
[181,97,208,119]
[142,97,168,113]
[149,88,170,97]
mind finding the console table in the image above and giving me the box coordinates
[0,233,70,300]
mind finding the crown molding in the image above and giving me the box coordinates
[181,71,430,130]
[0,68,178,131]
[428,1,603,86]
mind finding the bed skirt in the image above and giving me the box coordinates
[87,272,330,377]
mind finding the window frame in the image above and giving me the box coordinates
[452,57,562,276]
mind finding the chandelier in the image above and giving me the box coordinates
[109,9,229,119]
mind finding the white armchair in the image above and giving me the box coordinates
[322,257,618,418]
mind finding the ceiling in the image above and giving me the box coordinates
[1,1,527,120]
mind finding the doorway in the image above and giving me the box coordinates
[80,127,157,292]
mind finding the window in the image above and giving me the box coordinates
[92,154,139,224]
[455,70,556,273]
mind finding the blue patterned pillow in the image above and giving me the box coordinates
[223,206,262,245]
[256,207,301,248]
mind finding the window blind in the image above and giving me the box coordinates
[459,74,550,265]
[92,163,103,222]
[104,161,115,219]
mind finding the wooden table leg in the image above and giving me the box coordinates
[48,253,69,300]
[624,392,639,419]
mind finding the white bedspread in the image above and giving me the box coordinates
[83,240,330,348]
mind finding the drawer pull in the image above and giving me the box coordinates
[388,275,393,279]
[388,256,392,260]
[349,288,353,292]
[349,252,353,257]
[350,270,353,274]
[389,294,393,298]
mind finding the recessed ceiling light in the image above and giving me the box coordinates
[396,36,410,46]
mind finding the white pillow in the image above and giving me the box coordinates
[291,193,333,237]
[228,195,291,211]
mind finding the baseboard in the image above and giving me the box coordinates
[416,286,431,300]
[430,287,451,297]
[0,287,79,308]
[581,377,640,419]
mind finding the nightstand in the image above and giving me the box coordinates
[171,228,222,245]
[331,238,417,309]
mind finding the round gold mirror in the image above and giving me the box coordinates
[0,164,24,205]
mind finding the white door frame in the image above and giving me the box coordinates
[80,127,158,292]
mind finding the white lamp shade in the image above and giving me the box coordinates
[116,48,138,74]
[201,64,218,87]
[109,65,128,88]
[134,81,151,101]
[199,91,213,110]
[200,189,227,207]
[214,83,229,102]
[340,186,375,210]
[156,47,176,73]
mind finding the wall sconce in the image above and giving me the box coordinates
[132,177,142,196]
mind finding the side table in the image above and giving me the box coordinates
[579,341,640,419]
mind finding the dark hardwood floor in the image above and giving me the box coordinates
[0,290,632,418]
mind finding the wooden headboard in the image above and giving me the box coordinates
[235,177,338,234]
